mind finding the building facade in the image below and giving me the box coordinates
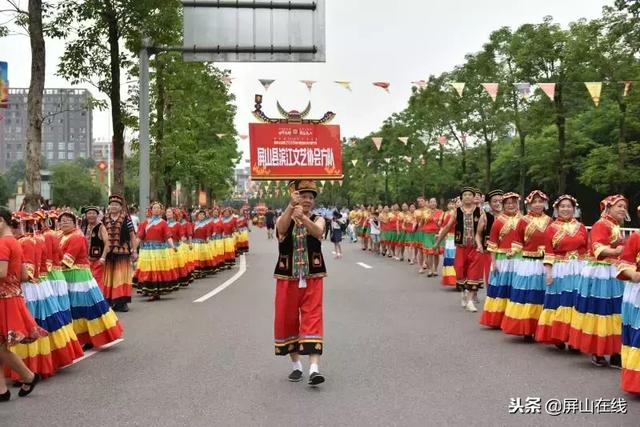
[0,88,93,172]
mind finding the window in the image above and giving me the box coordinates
[46,151,53,160]
[59,151,66,160]
[58,142,66,151]
[16,151,23,160]
[46,142,53,151]
[67,151,74,160]
[5,152,10,160]
[68,143,74,150]
[6,144,12,150]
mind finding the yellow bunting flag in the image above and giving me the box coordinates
[334,80,352,91]
[372,137,383,150]
[481,83,499,102]
[585,82,602,106]
[216,133,226,139]
[351,159,358,167]
[373,82,391,93]
[538,83,555,101]
[398,137,409,145]
[451,82,465,97]
[300,80,316,91]
[259,79,275,91]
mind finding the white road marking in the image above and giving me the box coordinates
[61,338,124,368]
[357,262,373,269]
[194,254,247,303]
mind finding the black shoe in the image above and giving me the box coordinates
[567,345,581,354]
[113,303,129,313]
[308,372,325,386]
[609,353,622,369]
[18,373,41,397]
[555,343,566,351]
[591,355,608,367]
[12,381,22,388]
[0,390,10,402]
[82,343,94,352]
[523,335,535,343]
[288,369,303,382]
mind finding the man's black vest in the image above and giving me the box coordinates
[82,223,105,260]
[454,207,482,246]
[482,211,495,250]
[274,214,327,279]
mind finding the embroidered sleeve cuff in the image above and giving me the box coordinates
[24,263,35,280]
[487,241,498,253]
[617,262,637,280]
[593,243,609,259]
[511,242,523,253]
[544,255,555,265]
[62,254,75,268]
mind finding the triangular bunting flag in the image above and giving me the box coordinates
[351,159,358,167]
[373,82,391,93]
[334,80,352,91]
[384,158,391,164]
[481,83,499,102]
[437,135,447,146]
[451,82,465,97]
[300,80,316,91]
[367,160,373,167]
[411,80,427,89]
[216,133,226,139]
[222,75,234,87]
[338,180,343,187]
[623,80,632,97]
[259,79,275,91]
[398,137,409,145]
[403,156,412,162]
[538,83,555,101]
[585,82,602,106]
[372,137,383,150]
[239,134,248,140]
[514,82,531,100]
[320,180,326,186]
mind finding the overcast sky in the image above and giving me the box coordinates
[0,0,613,161]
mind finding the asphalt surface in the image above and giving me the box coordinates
[2,231,639,426]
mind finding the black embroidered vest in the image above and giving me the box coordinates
[482,211,495,250]
[82,223,105,260]
[454,207,481,246]
[274,214,327,280]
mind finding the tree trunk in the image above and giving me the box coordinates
[105,1,125,196]
[518,133,526,199]
[24,0,45,212]
[617,99,627,193]
[555,83,567,195]
[152,61,166,202]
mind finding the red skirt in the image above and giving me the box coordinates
[0,295,48,347]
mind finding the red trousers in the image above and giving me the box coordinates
[454,245,484,291]
[274,277,324,356]
[89,259,105,294]
[480,252,492,286]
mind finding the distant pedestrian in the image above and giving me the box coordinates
[330,211,345,259]
[265,207,276,240]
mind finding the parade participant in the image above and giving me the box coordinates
[236,209,250,254]
[192,210,215,279]
[103,195,137,312]
[58,211,123,349]
[569,195,627,368]
[436,187,485,312]
[501,190,551,342]
[265,207,276,240]
[479,193,522,328]
[475,190,504,290]
[274,180,326,386]
[0,207,46,400]
[388,204,400,259]
[441,199,457,287]
[617,205,640,394]
[221,207,237,268]
[379,207,390,256]
[415,197,427,270]
[167,208,191,287]
[421,198,443,276]
[81,207,109,293]
[535,195,587,349]
[211,208,225,270]
[135,202,179,300]
[369,211,381,255]
[330,211,345,259]
[360,207,371,252]
[404,204,418,264]
[179,209,196,279]
[43,211,70,322]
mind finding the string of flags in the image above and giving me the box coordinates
[221,75,635,105]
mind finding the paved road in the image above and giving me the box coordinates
[2,231,638,426]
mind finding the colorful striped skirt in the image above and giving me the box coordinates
[192,239,215,278]
[535,259,585,344]
[237,227,249,253]
[480,253,518,328]
[175,241,193,287]
[223,235,236,265]
[622,284,640,393]
[134,241,180,295]
[501,257,545,336]
[64,267,124,347]
[441,234,457,286]
[47,268,70,315]
[214,237,225,268]
[568,262,623,356]
[103,253,133,306]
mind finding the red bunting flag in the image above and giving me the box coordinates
[437,135,446,146]
[411,80,427,89]
[372,137,383,150]
[481,83,499,102]
[538,83,555,101]
[373,82,391,93]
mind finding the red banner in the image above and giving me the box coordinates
[249,123,343,181]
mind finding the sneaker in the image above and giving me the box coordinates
[523,335,535,343]
[609,353,622,369]
[472,295,480,304]
[465,300,478,312]
[288,369,303,382]
[308,372,325,386]
[591,355,608,367]
[461,291,469,308]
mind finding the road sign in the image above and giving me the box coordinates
[97,160,107,171]
[182,0,326,62]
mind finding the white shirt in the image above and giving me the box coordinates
[369,218,380,235]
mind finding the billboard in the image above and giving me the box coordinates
[0,62,7,108]
[249,123,342,181]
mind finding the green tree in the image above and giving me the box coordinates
[51,162,105,208]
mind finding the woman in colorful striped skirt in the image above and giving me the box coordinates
[479,193,522,328]
[441,199,458,287]
[535,195,587,350]
[167,208,191,287]
[569,195,627,368]
[211,209,225,271]
[135,202,180,299]
[221,207,237,267]
[192,210,215,279]
[404,204,418,264]
[58,211,123,349]
[43,212,71,328]
[617,212,640,394]
[236,210,250,254]
[180,210,196,279]
[420,199,443,277]
[501,190,551,342]
[0,207,47,400]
